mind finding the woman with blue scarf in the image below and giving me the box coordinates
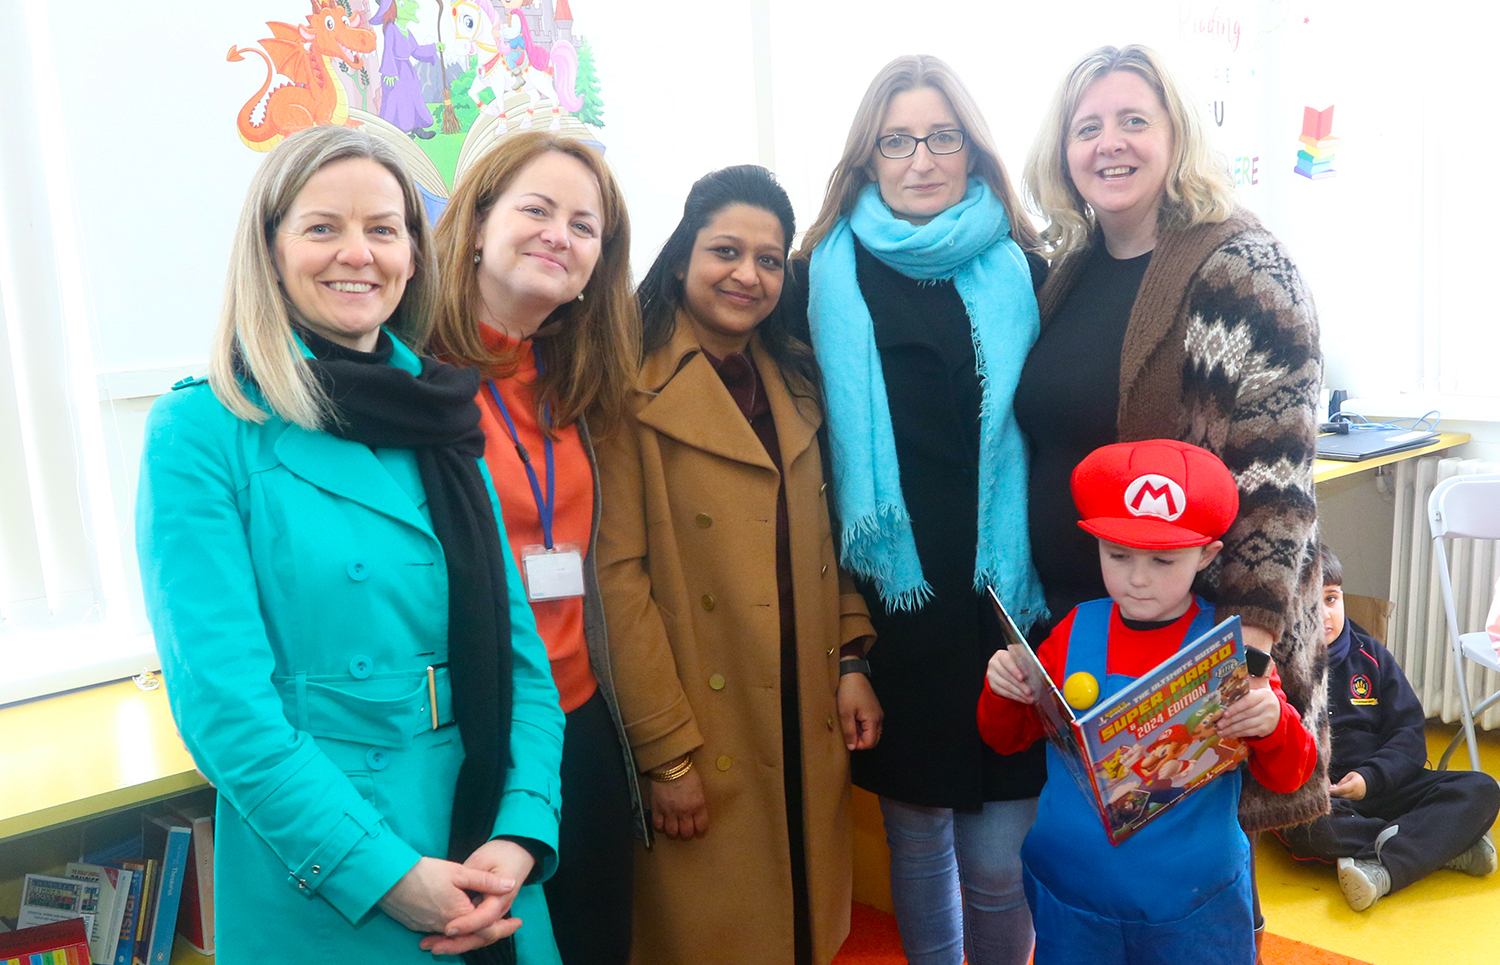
[794,55,1047,965]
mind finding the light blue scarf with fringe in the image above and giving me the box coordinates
[808,181,1045,622]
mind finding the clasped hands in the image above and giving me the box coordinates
[379,838,536,955]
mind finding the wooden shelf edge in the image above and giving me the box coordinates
[0,772,210,843]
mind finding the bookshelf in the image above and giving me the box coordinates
[0,678,212,962]
[0,679,206,841]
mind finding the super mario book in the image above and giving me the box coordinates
[986,588,1251,845]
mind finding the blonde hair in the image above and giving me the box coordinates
[429,132,639,435]
[1024,44,1236,261]
[798,54,1037,257]
[209,126,436,428]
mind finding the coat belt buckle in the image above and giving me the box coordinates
[427,665,439,731]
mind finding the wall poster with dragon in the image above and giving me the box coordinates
[229,0,606,223]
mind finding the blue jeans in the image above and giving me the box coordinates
[879,796,1039,965]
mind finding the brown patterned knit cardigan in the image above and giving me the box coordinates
[1037,206,1329,832]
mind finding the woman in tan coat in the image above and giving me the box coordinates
[596,166,881,965]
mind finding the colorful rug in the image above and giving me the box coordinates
[832,903,1374,965]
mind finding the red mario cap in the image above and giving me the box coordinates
[1071,440,1239,550]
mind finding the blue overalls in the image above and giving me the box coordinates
[1020,598,1255,965]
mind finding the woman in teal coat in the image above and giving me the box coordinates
[136,126,565,964]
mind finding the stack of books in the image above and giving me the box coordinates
[1294,105,1338,180]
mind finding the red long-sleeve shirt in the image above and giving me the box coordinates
[977,602,1317,794]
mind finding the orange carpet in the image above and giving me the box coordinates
[832,902,907,964]
[1260,932,1373,965]
[832,903,1373,964]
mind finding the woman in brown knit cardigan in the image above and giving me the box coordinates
[1015,44,1328,854]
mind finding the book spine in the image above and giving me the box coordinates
[131,861,156,965]
[172,815,214,955]
[145,828,190,965]
[107,868,139,965]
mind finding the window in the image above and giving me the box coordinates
[0,4,154,704]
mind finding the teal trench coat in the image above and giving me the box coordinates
[136,336,565,964]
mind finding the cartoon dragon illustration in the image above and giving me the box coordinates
[229,1,379,152]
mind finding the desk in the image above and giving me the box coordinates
[0,679,205,842]
[1313,431,1471,484]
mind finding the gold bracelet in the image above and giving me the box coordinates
[647,755,693,783]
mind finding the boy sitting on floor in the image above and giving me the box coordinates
[1272,544,1500,910]
[980,440,1316,965]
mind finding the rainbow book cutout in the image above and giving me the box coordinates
[987,588,1252,845]
[1295,105,1338,180]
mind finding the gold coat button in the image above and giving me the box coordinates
[821,564,828,576]
[709,673,726,690]
[819,482,828,495]
[701,594,716,611]
[716,755,733,771]
[825,645,835,656]
[696,513,713,528]
[826,716,837,731]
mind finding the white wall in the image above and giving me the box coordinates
[29,0,1487,407]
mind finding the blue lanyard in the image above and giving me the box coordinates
[486,379,557,550]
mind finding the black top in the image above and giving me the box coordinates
[1014,245,1151,624]
[813,239,1049,808]
[1326,620,1428,797]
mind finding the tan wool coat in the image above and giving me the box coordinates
[595,320,875,965]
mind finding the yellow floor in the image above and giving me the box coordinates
[1257,722,1500,965]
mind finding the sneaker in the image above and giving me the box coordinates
[1444,832,1497,876]
[1337,857,1391,911]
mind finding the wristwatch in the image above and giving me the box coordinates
[839,656,871,677]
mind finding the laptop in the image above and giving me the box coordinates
[1315,427,1439,462]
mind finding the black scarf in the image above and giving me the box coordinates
[299,329,516,965]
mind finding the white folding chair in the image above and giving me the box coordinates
[1428,473,1500,771]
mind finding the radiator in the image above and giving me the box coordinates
[1385,456,1500,729]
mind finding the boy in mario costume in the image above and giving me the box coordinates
[1272,544,1499,911]
[979,439,1316,965]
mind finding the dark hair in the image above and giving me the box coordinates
[1319,542,1344,587]
[637,165,818,395]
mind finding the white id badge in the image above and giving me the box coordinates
[520,543,586,601]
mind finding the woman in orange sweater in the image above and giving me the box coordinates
[430,131,643,965]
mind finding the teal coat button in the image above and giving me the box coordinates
[348,656,372,679]
[346,560,369,581]
[366,748,389,770]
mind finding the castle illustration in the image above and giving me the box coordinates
[523,0,575,51]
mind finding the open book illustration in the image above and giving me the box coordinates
[987,588,1253,845]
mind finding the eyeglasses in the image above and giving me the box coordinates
[875,130,966,160]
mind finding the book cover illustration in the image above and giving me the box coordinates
[988,588,1250,845]
[15,875,99,950]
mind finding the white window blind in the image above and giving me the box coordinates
[0,1,152,705]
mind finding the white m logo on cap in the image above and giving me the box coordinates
[1124,474,1186,521]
